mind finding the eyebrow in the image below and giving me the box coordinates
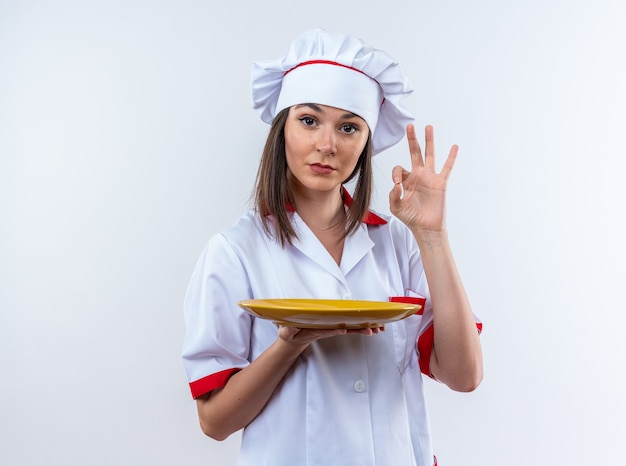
[294,103,359,120]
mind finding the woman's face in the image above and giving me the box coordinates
[284,103,369,196]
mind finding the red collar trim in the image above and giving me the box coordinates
[342,190,387,225]
[363,210,388,225]
[283,189,387,225]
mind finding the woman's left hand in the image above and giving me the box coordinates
[389,124,458,233]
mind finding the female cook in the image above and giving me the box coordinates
[182,28,483,466]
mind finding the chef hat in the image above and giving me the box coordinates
[251,28,414,155]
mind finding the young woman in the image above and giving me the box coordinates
[182,28,483,466]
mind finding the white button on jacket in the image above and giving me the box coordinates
[353,380,366,393]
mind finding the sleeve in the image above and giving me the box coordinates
[181,233,254,399]
[390,220,482,379]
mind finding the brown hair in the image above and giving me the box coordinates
[254,107,373,246]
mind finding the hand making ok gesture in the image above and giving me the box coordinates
[389,124,458,233]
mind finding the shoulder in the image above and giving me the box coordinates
[191,211,268,278]
[205,210,275,257]
[222,210,264,239]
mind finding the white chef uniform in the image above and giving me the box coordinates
[182,192,481,466]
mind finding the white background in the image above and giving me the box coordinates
[1,1,625,464]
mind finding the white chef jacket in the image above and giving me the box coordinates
[183,200,479,466]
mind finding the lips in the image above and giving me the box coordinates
[309,163,334,174]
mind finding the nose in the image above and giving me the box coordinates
[316,126,337,156]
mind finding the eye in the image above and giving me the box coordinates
[298,116,317,127]
[340,123,359,134]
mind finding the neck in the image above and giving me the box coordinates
[291,186,346,233]
[291,186,347,266]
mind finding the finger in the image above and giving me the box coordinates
[391,165,408,184]
[406,124,424,169]
[389,165,408,207]
[439,144,459,180]
[389,183,406,211]
[424,125,435,169]
[346,328,374,336]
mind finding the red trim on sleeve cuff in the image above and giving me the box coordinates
[417,323,435,377]
[417,322,483,379]
[189,368,241,399]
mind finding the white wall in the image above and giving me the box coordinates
[1,1,625,464]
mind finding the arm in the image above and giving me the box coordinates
[186,233,383,440]
[197,326,381,440]
[389,124,483,392]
